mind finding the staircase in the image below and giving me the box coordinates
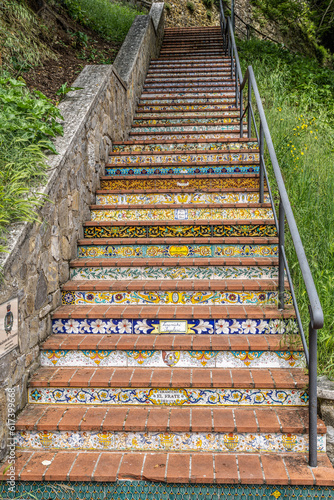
[2,26,334,495]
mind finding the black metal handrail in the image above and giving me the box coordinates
[219,2,324,468]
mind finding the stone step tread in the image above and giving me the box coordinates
[41,334,301,352]
[3,451,332,485]
[52,304,295,320]
[28,367,307,389]
[16,405,321,434]
[61,279,285,292]
[70,258,278,267]
[90,203,272,210]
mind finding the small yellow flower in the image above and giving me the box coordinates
[301,152,304,155]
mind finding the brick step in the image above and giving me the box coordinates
[147,66,232,73]
[145,72,231,79]
[107,151,259,165]
[158,51,225,57]
[99,173,263,191]
[129,132,243,141]
[42,333,296,352]
[140,97,236,105]
[135,111,239,118]
[76,240,278,261]
[69,264,279,282]
[89,206,273,223]
[94,192,269,205]
[141,89,236,96]
[2,450,333,485]
[112,138,257,148]
[17,404,316,434]
[138,103,236,112]
[140,93,236,100]
[27,367,308,407]
[135,110,239,117]
[151,56,228,64]
[104,164,260,177]
[82,219,277,240]
[61,279,291,308]
[51,305,296,336]
[39,334,303,369]
[143,83,236,90]
[132,118,239,126]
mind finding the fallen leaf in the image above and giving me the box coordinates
[42,460,52,466]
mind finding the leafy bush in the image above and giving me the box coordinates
[186,1,195,13]
[62,0,144,43]
[0,75,63,257]
[238,38,334,377]
[202,0,214,9]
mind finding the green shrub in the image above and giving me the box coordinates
[207,10,212,19]
[238,38,334,377]
[165,3,171,13]
[0,75,64,258]
[202,0,214,9]
[62,0,144,43]
[186,1,195,13]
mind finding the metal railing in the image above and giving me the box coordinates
[219,0,323,467]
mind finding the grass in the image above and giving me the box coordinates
[238,38,334,378]
[62,0,144,43]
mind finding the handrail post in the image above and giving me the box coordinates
[247,79,252,138]
[235,70,239,108]
[259,122,264,203]
[278,200,285,309]
[309,320,318,467]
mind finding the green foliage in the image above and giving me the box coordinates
[165,3,171,13]
[0,0,57,75]
[62,0,144,43]
[0,75,63,257]
[186,1,195,13]
[56,82,83,99]
[238,38,334,377]
[249,0,333,62]
[207,10,212,19]
[202,0,214,8]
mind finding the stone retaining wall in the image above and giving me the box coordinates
[0,2,165,460]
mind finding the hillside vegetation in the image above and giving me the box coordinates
[238,38,334,377]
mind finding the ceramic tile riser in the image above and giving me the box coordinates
[2,26,334,495]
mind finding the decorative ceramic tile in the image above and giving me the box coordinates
[28,387,309,406]
[90,207,273,222]
[41,349,304,369]
[70,265,278,281]
[61,289,292,306]
[135,110,238,118]
[144,77,233,84]
[133,117,237,125]
[3,481,333,499]
[16,430,323,453]
[130,126,240,133]
[139,98,235,105]
[100,177,262,191]
[105,165,260,176]
[83,223,277,239]
[139,105,236,112]
[108,152,259,165]
[95,192,269,205]
[141,90,235,97]
[130,133,241,140]
[112,141,257,153]
[51,318,298,336]
[78,243,278,259]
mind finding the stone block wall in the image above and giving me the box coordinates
[0,3,165,461]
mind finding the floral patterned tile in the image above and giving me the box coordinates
[95,192,270,205]
[51,318,298,336]
[105,165,260,176]
[28,387,309,406]
[40,349,305,369]
[16,430,324,453]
